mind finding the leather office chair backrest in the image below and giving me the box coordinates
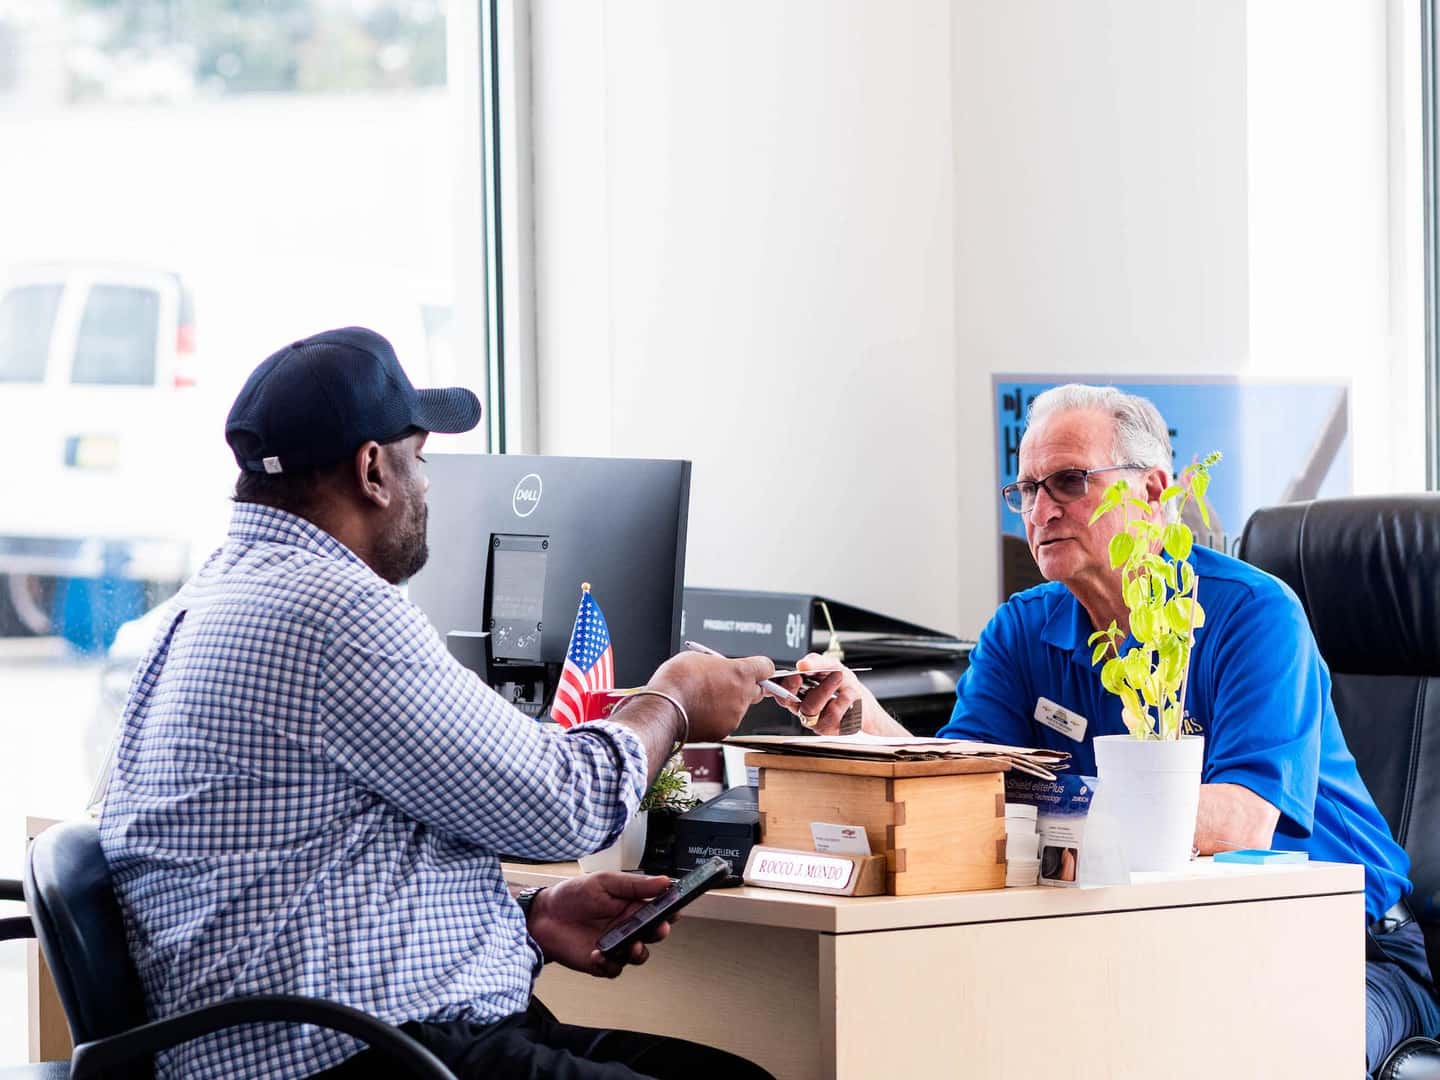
[24,821,149,1053]
[1239,495,1440,968]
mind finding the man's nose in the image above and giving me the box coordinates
[1030,486,1063,524]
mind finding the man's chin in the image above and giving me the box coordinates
[397,544,430,585]
[1032,543,1073,582]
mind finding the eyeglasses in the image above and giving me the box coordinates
[1001,464,1148,514]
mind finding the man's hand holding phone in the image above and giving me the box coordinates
[525,871,677,979]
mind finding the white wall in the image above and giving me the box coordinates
[534,0,963,634]
[530,0,1420,638]
[950,0,1250,629]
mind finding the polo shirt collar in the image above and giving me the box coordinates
[1039,587,1138,663]
[1041,589,1092,654]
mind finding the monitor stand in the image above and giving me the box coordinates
[446,630,556,719]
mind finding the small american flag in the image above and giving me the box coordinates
[550,585,614,728]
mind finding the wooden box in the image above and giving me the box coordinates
[748,753,1007,896]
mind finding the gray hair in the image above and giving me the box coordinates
[1026,384,1177,521]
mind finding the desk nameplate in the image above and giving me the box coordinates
[742,846,886,896]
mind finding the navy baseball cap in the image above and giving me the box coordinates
[225,326,481,474]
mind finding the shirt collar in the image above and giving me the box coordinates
[227,502,369,569]
[1040,588,1093,654]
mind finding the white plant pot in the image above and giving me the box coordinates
[579,810,648,873]
[1091,734,1203,873]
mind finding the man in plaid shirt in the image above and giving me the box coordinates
[98,327,775,1080]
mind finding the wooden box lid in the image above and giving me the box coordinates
[744,752,1009,779]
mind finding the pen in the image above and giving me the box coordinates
[681,640,803,705]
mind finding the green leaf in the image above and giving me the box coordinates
[1101,657,1126,695]
[1162,522,1194,562]
[1190,598,1206,629]
[1130,607,1155,644]
[1126,497,1152,515]
[1091,640,1110,665]
[1087,628,1109,646]
[1158,637,1188,690]
[1140,554,1174,590]
[1124,647,1151,687]
[1196,495,1211,530]
[1159,484,1185,502]
[1159,560,1177,590]
[1180,562,1196,595]
[1145,573,1163,606]
[1124,577,1145,609]
[1088,481,1127,524]
[1164,598,1190,635]
[1119,688,1148,735]
[1140,679,1160,708]
[1108,531,1136,569]
[1160,702,1181,740]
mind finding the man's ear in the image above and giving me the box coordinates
[1146,467,1172,510]
[353,441,391,510]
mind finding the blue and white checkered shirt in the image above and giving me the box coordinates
[98,504,648,1079]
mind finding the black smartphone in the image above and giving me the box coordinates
[595,855,733,962]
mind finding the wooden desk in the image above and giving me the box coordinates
[507,859,1365,1079]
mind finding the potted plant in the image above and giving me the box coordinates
[1084,451,1221,871]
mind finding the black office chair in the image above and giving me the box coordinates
[22,821,457,1080]
[0,878,68,1080]
[1240,495,1440,1080]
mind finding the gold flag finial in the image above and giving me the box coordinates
[581,582,591,593]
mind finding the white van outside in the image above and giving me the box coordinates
[0,262,217,641]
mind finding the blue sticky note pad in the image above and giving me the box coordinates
[1213,849,1309,865]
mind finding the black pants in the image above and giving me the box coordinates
[1367,918,1440,1070]
[310,998,774,1080]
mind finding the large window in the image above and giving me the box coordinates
[0,0,488,1059]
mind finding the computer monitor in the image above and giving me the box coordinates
[407,452,691,718]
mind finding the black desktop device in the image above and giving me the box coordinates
[659,786,761,880]
[408,453,691,718]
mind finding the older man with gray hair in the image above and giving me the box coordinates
[777,384,1440,1077]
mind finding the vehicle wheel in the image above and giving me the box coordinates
[0,573,55,637]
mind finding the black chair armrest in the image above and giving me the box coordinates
[70,994,456,1080]
[0,880,34,942]
[0,915,34,942]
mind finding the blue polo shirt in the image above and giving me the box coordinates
[938,545,1409,921]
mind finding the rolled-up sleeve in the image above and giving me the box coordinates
[317,583,648,859]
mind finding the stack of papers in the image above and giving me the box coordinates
[726,733,1070,780]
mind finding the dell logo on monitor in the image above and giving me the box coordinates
[512,473,543,517]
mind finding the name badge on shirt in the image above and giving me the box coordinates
[1034,697,1087,742]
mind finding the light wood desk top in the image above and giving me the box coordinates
[505,856,1364,933]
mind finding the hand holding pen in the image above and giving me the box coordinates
[682,640,802,704]
[683,641,869,735]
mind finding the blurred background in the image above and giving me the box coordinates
[0,0,476,1054]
